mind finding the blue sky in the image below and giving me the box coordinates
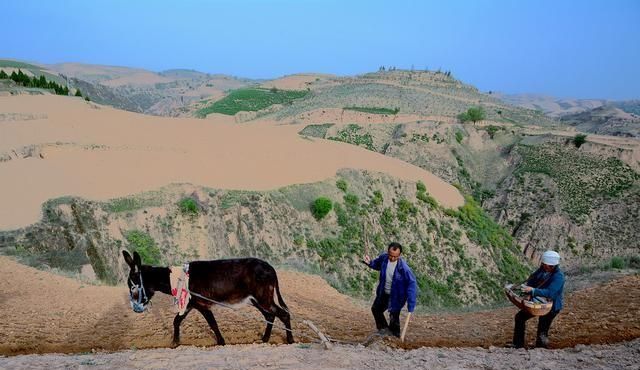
[1,0,639,100]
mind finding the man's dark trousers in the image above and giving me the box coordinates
[371,292,400,336]
[513,310,558,348]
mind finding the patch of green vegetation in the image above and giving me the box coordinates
[311,197,333,220]
[220,190,256,210]
[416,181,438,209]
[579,255,640,274]
[4,244,89,273]
[125,230,162,265]
[104,194,163,213]
[306,238,348,263]
[483,125,504,139]
[336,178,348,192]
[410,133,430,143]
[298,123,334,138]
[573,133,588,148]
[515,144,638,221]
[396,198,417,223]
[178,197,199,216]
[343,106,399,115]
[197,87,309,116]
[327,124,375,151]
[606,255,640,270]
[455,130,464,144]
[444,196,529,283]
[416,274,461,307]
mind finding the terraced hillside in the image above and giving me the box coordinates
[0,171,529,309]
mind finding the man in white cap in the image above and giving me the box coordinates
[511,250,565,349]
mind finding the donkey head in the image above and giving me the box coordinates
[122,250,155,313]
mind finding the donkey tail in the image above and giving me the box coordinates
[274,278,289,311]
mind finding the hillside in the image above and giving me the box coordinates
[494,93,608,117]
[43,62,256,116]
[0,93,535,309]
[559,105,640,137]
[1,63,638,307]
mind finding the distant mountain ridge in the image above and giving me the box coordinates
[496,93,640,118]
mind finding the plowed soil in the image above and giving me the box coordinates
[1,256,638,356]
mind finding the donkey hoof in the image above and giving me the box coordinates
[170,341,180,349]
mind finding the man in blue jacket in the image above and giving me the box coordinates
[512,250,565,349]
[364,242,418,337]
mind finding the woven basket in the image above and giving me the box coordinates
[505,284,553,316]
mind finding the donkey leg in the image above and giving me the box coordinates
[273,305,294,344]
[172,307,192,348]
[252,301,276,342]
[198,308,226,345]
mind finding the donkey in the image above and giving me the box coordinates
[122,250,294,346]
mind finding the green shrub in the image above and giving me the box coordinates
[416,181,426,193]
[336,179,348,192]
[311,197,333,220]
[178,197,199,216]
[485,125,500,139]
[609,256,625,269]
[455,130,464,144]
[125,231,162,265]
[371,190,383,207]
[573,134,588,148]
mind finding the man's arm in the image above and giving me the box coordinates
[365,253,385,271]
[532,273,564,300]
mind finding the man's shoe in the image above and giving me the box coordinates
[536,335,549,349]
[377,328,392,336]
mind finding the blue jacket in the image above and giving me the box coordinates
[527,266,565,312]
[368,253,418,313]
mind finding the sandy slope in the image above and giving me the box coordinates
[0,94,463,230]
[1,256,638,356]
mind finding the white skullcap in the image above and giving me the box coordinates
[541,250,560,266]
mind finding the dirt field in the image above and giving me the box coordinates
[2,339,639,370]
[1,256,638,356]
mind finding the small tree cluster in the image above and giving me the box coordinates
[458,106,486,125]
[1,69,70,96]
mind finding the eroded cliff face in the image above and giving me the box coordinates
[0,170,529,308]
[299,123,639,268]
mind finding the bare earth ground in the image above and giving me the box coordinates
[1,256,639,357]
[2,340,639,370]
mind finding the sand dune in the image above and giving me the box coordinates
[0,95,463,230]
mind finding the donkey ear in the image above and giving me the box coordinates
[122,250,134,267]
[133,251,142,266]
